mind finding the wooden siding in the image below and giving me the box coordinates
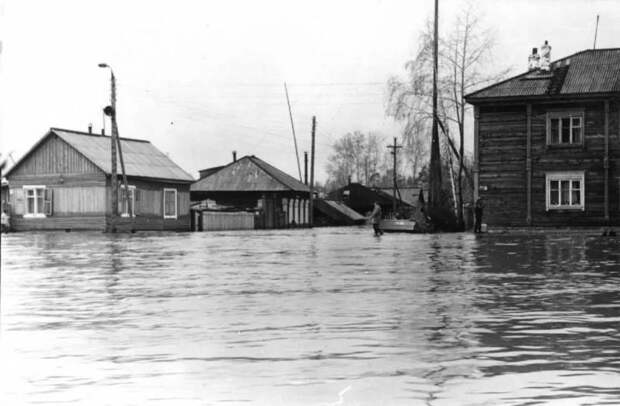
[12,216,106,231]
[478,105,527,226]
[126,179,190,217]
[54,186,106,214]
[10,135,102,176]
[110,179,191,231]
[9,183,107,216]
[478,101,620,227]
[202,212,255,231]
[111,215,190,232]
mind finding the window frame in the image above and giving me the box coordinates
[545,171,585,211]
[163,188,178,219]
[23,185,47,218]
[546,109,585,146]
[120,185,136,218]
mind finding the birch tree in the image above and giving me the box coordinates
[387,2,510,228]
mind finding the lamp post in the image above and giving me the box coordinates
[99,63,130,231]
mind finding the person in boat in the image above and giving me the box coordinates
[474,198,484,233]
[368,201,384,236]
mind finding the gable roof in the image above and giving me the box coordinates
[466,48,620,103]
[191,155,310,193]
[6,128,194,182]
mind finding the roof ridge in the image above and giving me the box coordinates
[50,127,151,143]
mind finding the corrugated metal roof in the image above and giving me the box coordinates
[466,48,620,101]
[191,155,310,193]
[53,128,194,182]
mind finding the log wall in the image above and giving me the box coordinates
[478,100,620,227]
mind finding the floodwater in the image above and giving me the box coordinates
[1,228,619,406]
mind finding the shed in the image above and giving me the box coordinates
[191,155,311,230]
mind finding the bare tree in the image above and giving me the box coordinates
[387,2,510,228]
[326,131,385,190]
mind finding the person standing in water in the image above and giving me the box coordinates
[474,198,484,233]
[369,201,384,236]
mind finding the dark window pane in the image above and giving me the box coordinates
[572,189,581,205]
[164,191,175,216]
[550,181,559,205]
[561,118,571,143]
[36,189,44,214]
[550,190,559,205]
[561,180,570,205]
[572,127,581,143]
[550,119,559,144]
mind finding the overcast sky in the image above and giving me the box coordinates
[1,0,619,182]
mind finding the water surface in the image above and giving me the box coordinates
[1,228,619,405]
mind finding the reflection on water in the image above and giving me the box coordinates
[1,229,619,405]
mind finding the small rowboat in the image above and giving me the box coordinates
[379,219,417,233]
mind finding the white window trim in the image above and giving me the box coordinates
[120,185,136,218]
[546,110,585,145]
[545,171,585,211]
[23,185,47,218]
[163,188,177,219]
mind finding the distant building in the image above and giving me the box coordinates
[191,155,311,230]
[378,186,426,208]
[327,182,414,217]
[466,46,620,228]
[4,128,194,231]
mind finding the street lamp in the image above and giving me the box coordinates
[99,63,130,231]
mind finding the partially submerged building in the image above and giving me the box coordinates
[191,155,311,230]
[328,182,414,217]
[4,128,194,231]
[466,45,620,228]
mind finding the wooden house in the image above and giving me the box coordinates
[4,128,194,231]
[465,47,620,228]
[190,155,311,230]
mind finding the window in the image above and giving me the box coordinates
[24,186,51,217]
[546,172,585,210]
[120,185,136,217]
[163,188,177,219]
[547,111,584,145]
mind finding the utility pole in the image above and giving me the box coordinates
[387,137,402,214]
[309,117,316,227]
[304,151,308,185]
[429,0,442,210]
[100,63,130,232]
[108,70,118,231]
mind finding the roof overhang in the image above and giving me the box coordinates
[466,92,620,106]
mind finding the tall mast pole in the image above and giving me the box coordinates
[429,0,442,210]
[309,117,316,227]
[285,83,303,182]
